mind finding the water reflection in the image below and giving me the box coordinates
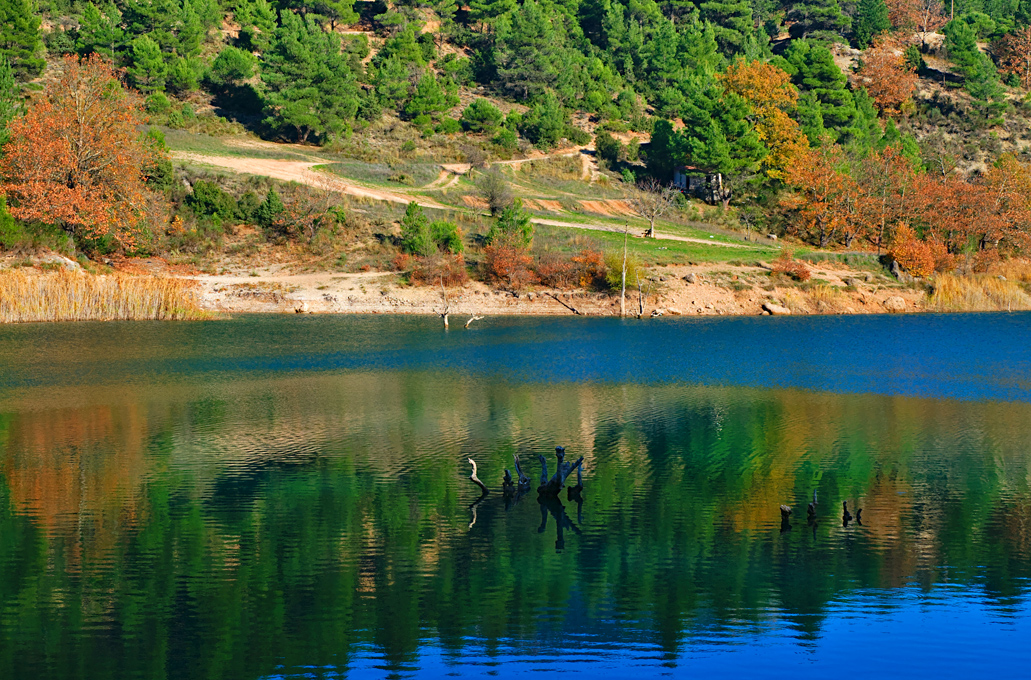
[0,316,1029,679]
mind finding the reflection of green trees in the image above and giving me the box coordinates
[0,373,1030,678]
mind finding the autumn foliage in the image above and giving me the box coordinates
[993,27,1031,89]
[784,144,1031,272]
[720,61,809,179]
[770,250,811,281]
[0,54,164,249]
[856,38,918,117]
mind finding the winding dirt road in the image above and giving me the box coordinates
[173,151,753,248]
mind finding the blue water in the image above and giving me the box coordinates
[0,313,1029,679]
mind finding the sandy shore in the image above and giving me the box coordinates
[191,262,926,317]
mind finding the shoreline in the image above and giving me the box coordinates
[191,262,928,317]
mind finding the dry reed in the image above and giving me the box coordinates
[0,269,206,323]
[927,273,1031,312]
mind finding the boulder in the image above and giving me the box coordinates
[844,277,861,288]
[667,308,683,315]
[684,273,698,284]
[883,295,907,312]
[762,301,791,315]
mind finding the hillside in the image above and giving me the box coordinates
[3,0,1031,316]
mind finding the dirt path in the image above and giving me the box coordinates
[173,152,451,210]
[173,151,753,247]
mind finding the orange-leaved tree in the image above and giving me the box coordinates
[993,27,1031,89]
[782,147,859,248]
[720,60,809,180]
[855,145,919,251]
[0,54,164,249]
[856,37,918,117]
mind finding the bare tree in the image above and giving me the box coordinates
[620,223,628,317]
[437,276,452,329]
[627,179,680,238]
[476,167,513,215]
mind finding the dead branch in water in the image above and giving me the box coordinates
[546,292,582,315]
[465,315,484,328]
[468,458,488,504]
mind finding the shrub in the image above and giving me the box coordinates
[0,195,26,249]
[410,253,469,286]
[430,219,463,253]
[186,180,239,219]
[255,187,285,231]
[399,201,434,256]
[492,127,518,151]
[481,238,535,288]
[460,99,503,132]
[771,249,812,281]
[595,131,622,164]
[604,251,644,290]
[534,251,577,288]
[435,118,462,135]
[572,248,607,288]
[888,224,933,277]
[476,168,513,215]
[486,201,533,247]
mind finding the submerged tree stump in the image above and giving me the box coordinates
[537,446,584,497]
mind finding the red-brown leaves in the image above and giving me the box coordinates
[0,54,164,249]
[856,38,918,118]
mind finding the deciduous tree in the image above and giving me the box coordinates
[856,38,918,116]
[993,26,1031,89]
[0,55,163,248]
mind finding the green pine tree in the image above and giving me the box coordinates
[399,202,434,256]
[261,10,361,143]
[460,99,504,132]
[782,40,858,141]
[129,35,168,92]
[699,0,755,57]
[176,0,204,58]
[0,0,43,78]
[76,2,124,58]
[853,0,890,46]
[486,201,533,246]
[787,0,850,42]
[207,46,256,88]
[404,71,459,121]
[468,0,517,27]
[495,1,572,100]
[0,54,21,151]
[373,56,412,110]
[256,187,285,231]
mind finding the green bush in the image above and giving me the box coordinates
[430,219,463,253]
[595,131,622,163]
[492,127,518,151]
[187,181,239,219]
[460,99,504,132]
[436,118,462,134]
[0,195,26,249]
[399,202,434,256]
[486,201,533,247]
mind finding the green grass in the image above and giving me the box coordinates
[164,130,323,161]
[323,161,442,188]
[533,224,779,264]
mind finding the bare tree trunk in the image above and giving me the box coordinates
[637,275,644,318]
[648,217,656,238]
[620,225,628,317]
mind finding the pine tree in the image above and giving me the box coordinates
[0,54,21,150]
[944,17,1007,120]
[256,187,284,231]
[129,35,168,92]
[176,0,204,58]
[399,202,434,256]
[207,46,256,88]
[261,10,361,142]
[460,99,504,132]
[787,0,850,42]
[495,1,572,99]
[404,71,459,121]
[783,40,858,140]
[76,2,124,58]
[854,0,890,46]
[373,56,413,110]
[699,0,755,57]
[468,0,517,27]
[0,0,43,78]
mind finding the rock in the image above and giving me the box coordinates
[767,233,778,241]
[526,292,535,301]
[865,273,874,282]
[667,308,683,315]
[762,301,792,315]
[295,301,309,313]
[890,260,913,283]
[844,277,861,288]
[760,310,771,315]
[998,275,1007,281]
[684,273,698,284]
[651,309,666,317]
[659,276,667,282]
[883,295,907,312]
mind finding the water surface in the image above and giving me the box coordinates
[1,314,1030,679]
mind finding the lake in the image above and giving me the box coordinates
[1,313,1030,679]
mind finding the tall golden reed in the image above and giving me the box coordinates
[928,273,1031,312]
[0,269,206,322]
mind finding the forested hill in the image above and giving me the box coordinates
[4,0,1031,266]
